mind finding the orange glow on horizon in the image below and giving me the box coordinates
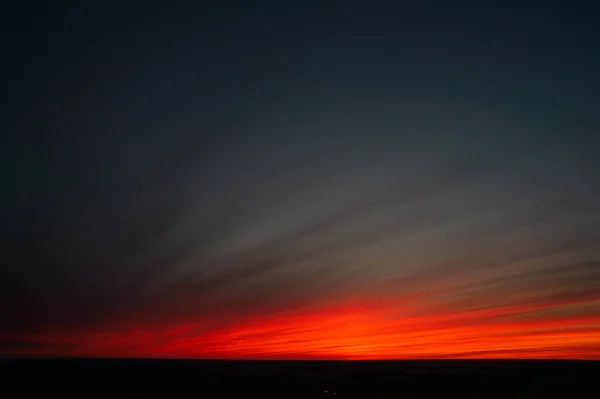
[4,296,600,360]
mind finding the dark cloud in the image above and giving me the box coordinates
[1,1,599,358]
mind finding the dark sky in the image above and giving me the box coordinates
[1,1,599,359]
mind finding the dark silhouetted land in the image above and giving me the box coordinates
[2,359,598,398]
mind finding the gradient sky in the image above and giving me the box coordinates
[1,1,599,359]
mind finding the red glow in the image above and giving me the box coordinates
[4,297,600,359]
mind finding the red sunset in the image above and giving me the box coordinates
[2,1,599,397]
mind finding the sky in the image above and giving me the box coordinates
[1,1,599,359]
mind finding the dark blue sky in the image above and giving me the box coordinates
[1,1,599,358]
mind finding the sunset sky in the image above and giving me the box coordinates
[1,1,599,359]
